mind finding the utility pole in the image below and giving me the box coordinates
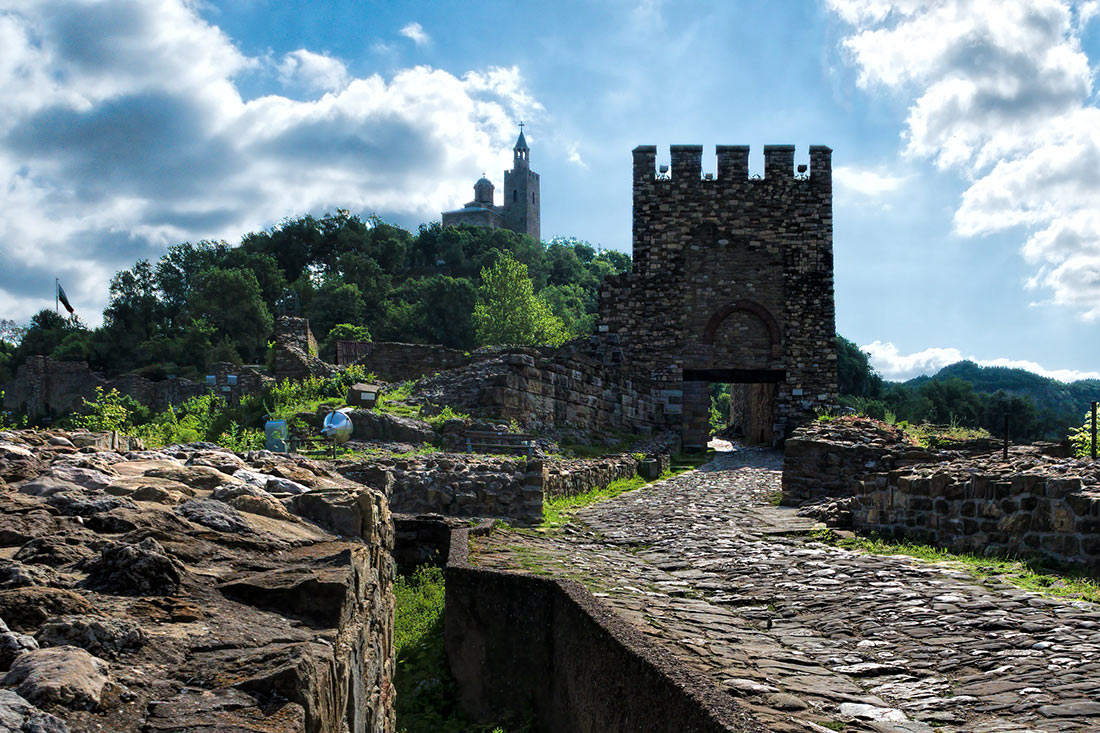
[1091,401,1097,461]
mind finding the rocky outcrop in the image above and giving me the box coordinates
[347,409,436,445]
[0,429,395,733]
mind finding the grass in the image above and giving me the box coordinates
[811,529,1100,605]
[542,475,651,527]
[394,566,531,733]
[903,422,993,449]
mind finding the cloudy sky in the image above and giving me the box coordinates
[2,0,1099,382]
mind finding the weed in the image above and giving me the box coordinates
[394,566,528,733]
[542,475,649,528]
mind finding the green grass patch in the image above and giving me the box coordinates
[812,529,1100,605]
[394,566,530,733]
[542,475,649,527]
[902,422,992,449]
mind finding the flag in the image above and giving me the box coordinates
[57,282,74,314]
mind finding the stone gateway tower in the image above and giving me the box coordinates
[599,144,837,449]
[441,128,540,240]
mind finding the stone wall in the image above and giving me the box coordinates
[336,341,472,380]
[337,455,544,524]
[856,455,1100,570]
[599,144,837,449]
[338,452,664,525]
[781,418,923,506]
[543,455,640,499]
[782,419,1100,570]
[415,340,660,438]
[274,316,334,383]
[445,523,763,732]
[3,356,269,419]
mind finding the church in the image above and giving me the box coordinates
[441,127,540,241]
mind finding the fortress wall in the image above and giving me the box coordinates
[783,419,1100,570]
[444,522,764,732]
[856,460,1100,571]
[477,344,660,436]
[337,341,472,381]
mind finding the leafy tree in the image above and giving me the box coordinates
[836,336,883,398]
[306,281,366,342]
[473,253,567,347]
[539,283,595,338]
[189,268,272,361]
[320,323,372,362]
[380,276,477,348]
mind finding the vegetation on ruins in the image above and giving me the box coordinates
[811,529,1100,605]
[1,213,628,385]
[394,565,521,733]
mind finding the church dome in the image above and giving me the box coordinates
[473,175,494,205]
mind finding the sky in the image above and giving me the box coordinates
[1,0,1100,383]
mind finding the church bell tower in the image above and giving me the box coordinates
[503,125,540,241]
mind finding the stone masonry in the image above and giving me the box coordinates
[600,145,837,449]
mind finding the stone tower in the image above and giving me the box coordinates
[503,129,540,241]
[598,144,837,449]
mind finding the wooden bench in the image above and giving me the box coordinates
[465,430,536,458]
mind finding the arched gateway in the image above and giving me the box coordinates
[598,144,838,449]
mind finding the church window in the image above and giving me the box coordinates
[513,190,517,202]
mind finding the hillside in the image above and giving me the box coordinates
[904,361,1099,430]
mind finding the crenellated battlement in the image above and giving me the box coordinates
[633,144,831,184]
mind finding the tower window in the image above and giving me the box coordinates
[513,190,517,202]
[532,192,535,204]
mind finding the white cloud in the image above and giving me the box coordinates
[277,49,349,92]
[399,22,430,46]
[862,340,1100,382]
[828,0,1100,320]
[0,0,541,324]
[566,142,587,168]
[833,165,907,196]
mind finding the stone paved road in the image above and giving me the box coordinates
[472,446,1100,733]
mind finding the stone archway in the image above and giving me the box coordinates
[682,300,784,449]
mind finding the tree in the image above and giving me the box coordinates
[306,281,366,342]
[189,268,272,361]
[380,275,477,348]
[836,336,884,398]
[320,323,372,362]
[473,253,567,347]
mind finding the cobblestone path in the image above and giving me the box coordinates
[472,446,1100,733]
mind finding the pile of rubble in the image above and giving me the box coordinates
[0,429,395,732]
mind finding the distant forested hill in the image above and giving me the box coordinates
[837,337,1098,441]
[907,361,1099,425]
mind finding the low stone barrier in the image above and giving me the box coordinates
[445,522,764,732]
[338,456,544,524]
[340,453,669,525]
[543,455,640,499]
[783,418,1100,570]
[856,455,1100,569]
[781,417,926,506]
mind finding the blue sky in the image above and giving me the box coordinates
[2,0,1099,381]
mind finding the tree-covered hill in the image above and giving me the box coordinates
[837,337,1098,442]
[0,212,629,382]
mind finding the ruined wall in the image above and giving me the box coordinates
[338,456,545,524]
[783,420,1100,570]
[3,356,268,419]
[857,458,1100,570]
[448,341,655,435]
[445,523,763,732]
[543,455,640,499]
[337,341,472,380]
[600,144,837,448]
[274,317,334,383]
[338,452,660,524]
